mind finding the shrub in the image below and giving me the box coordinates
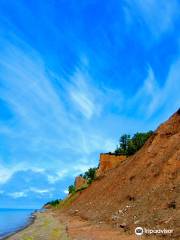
[68,185,76,194]
[46,199,61,207]
[83,167,97,183]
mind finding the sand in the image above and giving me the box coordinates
[6,210,166,240]
[6,211,69,240]
[6,210,136,240]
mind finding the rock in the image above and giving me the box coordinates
[74,209,79,214]
[126,205,131,208]
[112,215,119,221]
[119,223,127,228]
[134,220,140,224]
[118,210,123,214]
[74,176,87,191]
[167,200,176,209]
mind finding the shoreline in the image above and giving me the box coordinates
[1,211,37,240]
[3,209,167,240]
[5,210,69,240]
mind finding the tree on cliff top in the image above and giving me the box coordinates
[115,131,153,156]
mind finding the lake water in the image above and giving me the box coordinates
[0,208,35,239]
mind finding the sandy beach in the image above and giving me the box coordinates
[6,209,173,240]
[5,210,144,240]
[6,211,69,240]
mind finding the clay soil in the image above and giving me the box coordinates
[63,110,180,239]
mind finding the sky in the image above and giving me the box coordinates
[0,0,180,209]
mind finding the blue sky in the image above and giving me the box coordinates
[0,0,180,208]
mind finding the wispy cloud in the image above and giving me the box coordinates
[0,35,109,169]
[63,189,69,195]
[47,169,69,184]
[129,60,180,118]
[124,0,179,39]
[0,164,23,184]
[67,67,102,119]
[8,191,27,199]
[129,66,160,116]
[8,188,53,199]
[29,187,53,195]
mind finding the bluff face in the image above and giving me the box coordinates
[66,110,180,239]
[74,176,87,191]
[96,154,126,177]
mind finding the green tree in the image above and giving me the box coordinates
[114,145,121,155]
[114,131,153,156]
[83,167,97,183]
[126,139,136,156]
[68,185,75,194]
[119,134,131,154]
[131,131,153,153]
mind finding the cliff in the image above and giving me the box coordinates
[66,109,180,239]
[96,153,126,177]
[74,176,87,191]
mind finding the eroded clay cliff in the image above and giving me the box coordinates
[66,109,180,239]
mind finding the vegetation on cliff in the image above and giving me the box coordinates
[68,184,76,194]
[68,168,97,194]
[46,131,153,208]
[114,131,153,156]
[45,199,62,207]
[81,167,97,184]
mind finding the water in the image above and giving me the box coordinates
[0,208,35,239]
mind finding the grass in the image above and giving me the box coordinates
[58,192,80,208]
[48,183,89,210]
[76,183,89,192]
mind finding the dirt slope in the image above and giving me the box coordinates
[66,110,180,239]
